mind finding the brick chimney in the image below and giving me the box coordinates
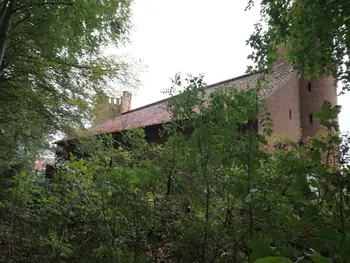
[121,91,132,113]
[93,95,121,125]
[105,96,122,118]
[93,91,132,125]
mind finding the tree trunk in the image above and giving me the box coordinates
[0,0,16,67]
[0,0,10,26]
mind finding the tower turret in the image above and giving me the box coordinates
[299,75,338,140]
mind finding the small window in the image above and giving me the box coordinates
[289,109,292,119]
[308,82,312,92]
[309,114,313,124]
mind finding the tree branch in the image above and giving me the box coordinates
[13,1,74,13]
[0,0,16,66]
[9,13,30,31]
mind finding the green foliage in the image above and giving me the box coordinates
[0,75,349,262]
[246,0,350,91]
[0,0,137,172]
[254,257,290,263]
[309,250,333,263]
[255,250,334,263]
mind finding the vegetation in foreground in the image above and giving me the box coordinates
[1,0,350,262]
[1,76,347,262]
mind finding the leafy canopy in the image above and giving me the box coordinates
[0,0,136,170]
[246,0,350,91]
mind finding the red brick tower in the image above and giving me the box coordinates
[299,76,338,140]
[272,44,338,140]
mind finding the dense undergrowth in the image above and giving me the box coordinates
[0,76,348,263]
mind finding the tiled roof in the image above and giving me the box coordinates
[56,63,295,143]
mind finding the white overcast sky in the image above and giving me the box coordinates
[114,0,350,132]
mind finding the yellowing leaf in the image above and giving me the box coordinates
[254,257,290,263]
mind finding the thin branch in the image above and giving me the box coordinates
[165,146,176,199]
[198,131,211,263]
[339,182,345,235]
[13,1,74,13]
[9,13,30,31]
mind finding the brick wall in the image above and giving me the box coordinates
[121,91,132,113]
[265,71,301,142]
[299,76,338,140]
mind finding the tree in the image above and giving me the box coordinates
[246,0,350,91]
[2,75,346,262]
[0,0,137,171]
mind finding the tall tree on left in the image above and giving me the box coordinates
[0,0,136,173]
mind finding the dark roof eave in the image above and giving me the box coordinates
[54,121,171,145]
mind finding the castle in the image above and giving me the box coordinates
[56,61,338,152]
